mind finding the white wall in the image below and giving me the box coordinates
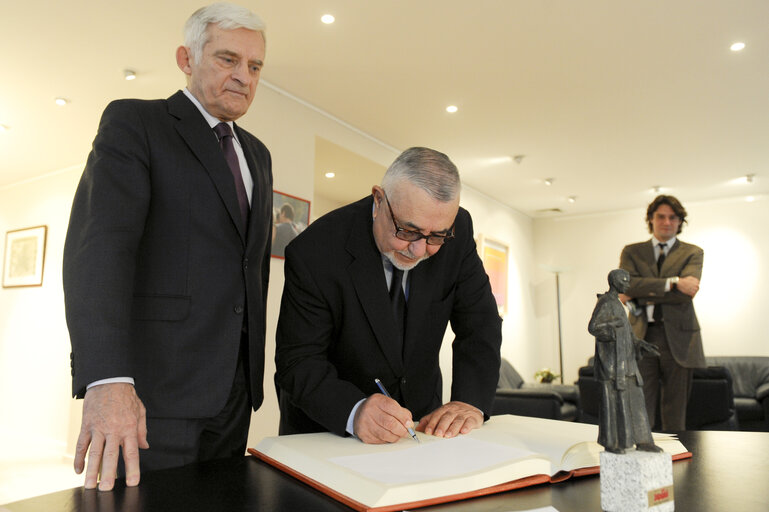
[533,195,769,385]
[0,166,83,460]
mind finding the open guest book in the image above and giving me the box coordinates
[248,414,691,512]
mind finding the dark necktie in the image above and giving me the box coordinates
[653,243,667,322]
[657,243,667,272]
[390,267,407,352]
[214,122,250,224]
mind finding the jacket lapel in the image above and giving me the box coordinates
[235,123,271,252]
[168,91,247,243]
[346,200,404,376]
[644,240,659,276]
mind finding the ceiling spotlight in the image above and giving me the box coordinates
[512,155,525,164]
[446,105,458,113]
[652,185,662,194]
[567,196,576,204]
[544,178,553,186]
[0,124,9,132]
[124,69,137,80]
[321,14,335,24]
[745,173,755,184]
[746,196,755,203]
[324,172,335,178]
[55,97,69,106]
[730,42,746,52]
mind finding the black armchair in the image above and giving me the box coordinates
[577,362,738,430]
[706,356,769,431]
[491,359,579,421]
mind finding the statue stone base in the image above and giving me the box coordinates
[600,450,674,511]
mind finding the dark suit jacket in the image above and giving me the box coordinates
[275,196,502,436]
[63,90,273,418]
[619,239,705,368]
[588,291,643,387]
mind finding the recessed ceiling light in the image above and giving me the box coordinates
[746,196,755,203]
[321,14,335,24]
[325,172,335,178]
[544,178,554,186]
[567,196,576,203]
[0,124,9,132]
[730,42,746,52]
[124,69,137,80]
[745,173,755,184]
[651,186,662,194]
[446,105,458,113]
[55,97,69,106]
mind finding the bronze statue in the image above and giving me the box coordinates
[588,269,662,454]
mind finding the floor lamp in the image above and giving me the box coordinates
[554,271,564,384]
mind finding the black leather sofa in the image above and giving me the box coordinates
[577,361,738,431]
[492,359,579,421]
[706,356,769,431]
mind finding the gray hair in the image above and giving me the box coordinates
[184,2,266,62]
[381,147,461,202]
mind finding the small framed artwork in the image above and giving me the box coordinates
[272,190,311,259]
[478,235,508,316]
[2,225,48,288]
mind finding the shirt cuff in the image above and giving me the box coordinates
[87,377,135,390]
[346,398,366,436]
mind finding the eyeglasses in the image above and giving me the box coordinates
[382,191,455,246]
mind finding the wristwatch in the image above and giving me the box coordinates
[671,276,680,287]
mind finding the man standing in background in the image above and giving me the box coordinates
[619,195,705,431]
[63,3,272,491]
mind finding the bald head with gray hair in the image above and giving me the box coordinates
[184,2,266,62]
[381,147,461,202]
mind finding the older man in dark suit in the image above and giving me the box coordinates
[276,147,502,444]
[619,195,705,431]
[63,3,272,491]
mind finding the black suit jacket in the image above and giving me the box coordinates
[63,91,273,418]
[620,239,705,368]
[275,196,502,436]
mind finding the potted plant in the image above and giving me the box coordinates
[534,368,560,384]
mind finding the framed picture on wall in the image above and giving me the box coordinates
[477,234,508,316]
[2,225,48,288]
[272,190,311,259]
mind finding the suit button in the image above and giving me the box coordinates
[243,258,249,270]
[401,378,407,385]
[234,305,244,314]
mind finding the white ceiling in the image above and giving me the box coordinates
[1,0,767,217]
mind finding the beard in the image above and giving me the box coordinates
[385,247,431,271]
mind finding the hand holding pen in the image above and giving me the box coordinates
[375,379,420,443]
[351,379,421,444]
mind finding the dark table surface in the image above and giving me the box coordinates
[4,429,768,512]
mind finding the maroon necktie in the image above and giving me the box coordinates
[214,122,250,223]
